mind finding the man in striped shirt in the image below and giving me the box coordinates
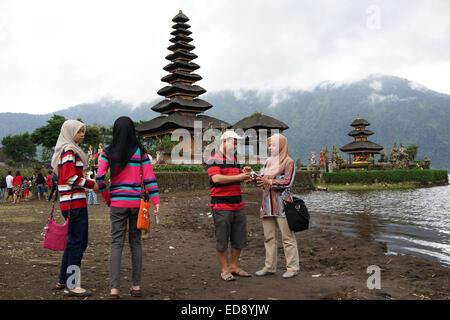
[206,131,252,281]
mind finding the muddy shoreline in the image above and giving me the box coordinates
[0,188,449,300]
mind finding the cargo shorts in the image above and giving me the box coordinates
[212,209,247,252]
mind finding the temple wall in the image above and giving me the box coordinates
[154,171,315,192]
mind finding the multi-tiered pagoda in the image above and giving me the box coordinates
[136,11,229,156]
[340,115,383,163]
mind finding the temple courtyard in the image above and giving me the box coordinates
[0,189,449,300]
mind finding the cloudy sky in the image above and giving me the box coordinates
[0,0,449,114]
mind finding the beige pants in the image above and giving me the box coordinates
[262,216,300,272]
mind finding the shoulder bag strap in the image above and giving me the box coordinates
[140,150,149,201]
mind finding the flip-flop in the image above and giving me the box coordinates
[130,288,142,297]
[63,289,93,297]
[220,271,235,281]
[231,268,252,277]
[107,293,121,300]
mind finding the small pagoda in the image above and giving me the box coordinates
[340,115,383,163]
[136,10,230,162]
[232,112,288,163]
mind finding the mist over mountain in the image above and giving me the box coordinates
[1,75,449,169]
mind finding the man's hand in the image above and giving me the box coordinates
[242,166,252,174]
[238,172,251,182]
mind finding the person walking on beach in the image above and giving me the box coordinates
[254,133,300,279]
[52,120,99,297]
[5,171,13,202]
[12,171,24,204]
[206,130,253,281]
[35,173,47,201]
[96,116,160,300]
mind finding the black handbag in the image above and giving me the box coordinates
[283,196,310,232]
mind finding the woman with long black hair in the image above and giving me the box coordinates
[96,116,160,299]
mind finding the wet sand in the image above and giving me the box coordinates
[0,189,449,300]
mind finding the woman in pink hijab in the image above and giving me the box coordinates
[255,133,300,279]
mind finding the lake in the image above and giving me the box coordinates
[246,176,450,266]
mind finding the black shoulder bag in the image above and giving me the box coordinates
[283,196,310,232]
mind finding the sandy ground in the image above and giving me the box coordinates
[0,188,449,300]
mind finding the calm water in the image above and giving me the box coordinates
[247,176,450,266]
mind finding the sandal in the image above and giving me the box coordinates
[107,293,121,300]
[231,268,252,277]
[220,271,235,281]
[55,283,65,290]
[130,288,142,297]
[63,288,93,297]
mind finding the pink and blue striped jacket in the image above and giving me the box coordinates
[96,149,160,208]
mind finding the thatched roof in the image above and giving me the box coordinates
[161,71,202,84]
[168,42,195,52]
[340,140,383,153]
[136,113,230,135]
[348,129,374,137]
[157,84,206,98]
[151,97,212,113]
[163,61,200,72]
[165,51,197,62]
[172,11,189,23]
[232,113,288,130]
[170,35,193,43]
[351,118,370,127]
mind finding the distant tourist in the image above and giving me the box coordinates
[46,170,53,199]
[5,171,13,202]
[51,119,99,297]
[96,116,160,300]
[254,133,300,279]
[12,171,24,204]
[47,172,59,202]
[0,176,6,201]
[22,177,31,201]
[206,130,253,281]
[35,172,47,201]
[86,171,98,205]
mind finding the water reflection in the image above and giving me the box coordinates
[244,177,450,266]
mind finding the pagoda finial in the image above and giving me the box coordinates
[179,10,183,14]
[357,114,361,119]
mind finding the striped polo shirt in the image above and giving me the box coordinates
[58,148,95,211]
[96,149,160,208]
[206,150,244,211]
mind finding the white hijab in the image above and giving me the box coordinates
[51,120,88,173]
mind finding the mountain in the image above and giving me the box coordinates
[1,75,449,169]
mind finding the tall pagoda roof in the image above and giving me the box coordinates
[136,10,225,137]
[232,113,289,130]
[136,113,230,136]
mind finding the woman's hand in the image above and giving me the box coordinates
[256,176,271,188]
[153,203,160,216]
[93,182,100,192]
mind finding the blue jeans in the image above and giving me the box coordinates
[88,190,98,205]
[58,207,89,287]
[0,188,6,200]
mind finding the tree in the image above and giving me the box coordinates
[1,132,36,162]
[31,114,67,149]
[406,145,419,161]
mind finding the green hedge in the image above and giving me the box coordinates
[322,169,449,184]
